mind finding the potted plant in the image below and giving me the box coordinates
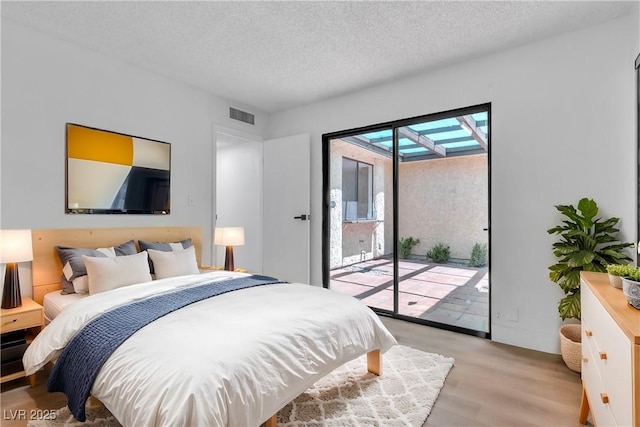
[606,264,635,289]
[548,198,633,372]
[548,197,633,320]
[621,266,640,310]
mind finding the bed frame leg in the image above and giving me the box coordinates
[264,413,278,427]
[88,396,101,408]
[367,349,382,376]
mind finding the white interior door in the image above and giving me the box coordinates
[263,134,311,284]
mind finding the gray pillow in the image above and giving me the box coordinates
[60,275,75,295]
[138,238,191,274]
[55,240,137,292]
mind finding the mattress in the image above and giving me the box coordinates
[42,291,87,323]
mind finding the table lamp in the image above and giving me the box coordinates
[1,229,33,309]
[214,227,245,271]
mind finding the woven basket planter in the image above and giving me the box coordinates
[559,324,582,372]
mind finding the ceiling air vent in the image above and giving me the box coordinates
[230,107,255,125]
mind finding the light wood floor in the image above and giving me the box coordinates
[379,317,587,427]
[1,316,586,427]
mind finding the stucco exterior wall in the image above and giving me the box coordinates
[398,154,488,260]
[330,140,487,267]
[329,139,392,268]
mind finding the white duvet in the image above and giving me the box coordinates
[24,271,397,426]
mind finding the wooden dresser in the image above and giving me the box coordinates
[579,271,639,426]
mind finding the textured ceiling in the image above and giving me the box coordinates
[1,1,634,114]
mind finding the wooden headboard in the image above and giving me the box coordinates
[31,226,202,305]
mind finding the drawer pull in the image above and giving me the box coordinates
[599,351,607,360]
[600,393,609,404]
[3,319,18,325]
[585,330,593,337]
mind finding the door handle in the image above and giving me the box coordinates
[294,214,310,221]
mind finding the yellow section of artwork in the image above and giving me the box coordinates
[67,124,133,166]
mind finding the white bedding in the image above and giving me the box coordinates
[42,291,87,323]
[24,271,397,426]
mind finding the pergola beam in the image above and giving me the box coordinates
[342,136,402,159]
[398,127,446,157]
[457,115,488,151]
[403,146,486,162]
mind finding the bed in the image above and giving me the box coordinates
[42,291,87,323]
[23,227,397,426]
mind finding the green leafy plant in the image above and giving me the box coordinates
[622,266,640,282]
[606,264,635,277]
[469,242,488,267]
[548,197,633,320]
[398,237,420,259]
[427,242,451,263]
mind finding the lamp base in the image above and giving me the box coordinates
[224,246,235,271]
[2,263,22,309]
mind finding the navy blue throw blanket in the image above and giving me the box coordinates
[47,275,284,421]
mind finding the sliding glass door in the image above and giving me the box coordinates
[326,127,396,314]
[323,104,490,338]
[396,112,489,333]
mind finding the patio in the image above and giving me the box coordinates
[330,258,489,332]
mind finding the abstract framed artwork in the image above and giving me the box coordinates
[65,123,171,214]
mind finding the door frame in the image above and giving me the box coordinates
[212,124,263,269]
[321,103,492,339]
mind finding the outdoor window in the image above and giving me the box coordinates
[342,158,373,220]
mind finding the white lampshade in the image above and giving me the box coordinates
[0,229,34,263]
[214,227,245,246]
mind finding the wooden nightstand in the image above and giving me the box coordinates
[1,297,44,387]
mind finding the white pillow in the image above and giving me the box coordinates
[147,246,199,279]
[72,275,89,294]
[83,251,152,295]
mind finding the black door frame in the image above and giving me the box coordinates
[322,102,492,339]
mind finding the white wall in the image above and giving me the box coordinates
[0,19,268,296]
[267,12,640,353]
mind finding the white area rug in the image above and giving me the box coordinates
[279,345,454,426]
[28,345,453,427]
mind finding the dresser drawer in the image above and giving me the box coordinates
[600,307,632,426]
[0,309,42,333]
[582,332,603,386]
[582,316,601,372]
[581,284,602,344]
[583,338,617,427]
[582,286,607,380]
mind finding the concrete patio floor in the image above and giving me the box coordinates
[330,258,489,332]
